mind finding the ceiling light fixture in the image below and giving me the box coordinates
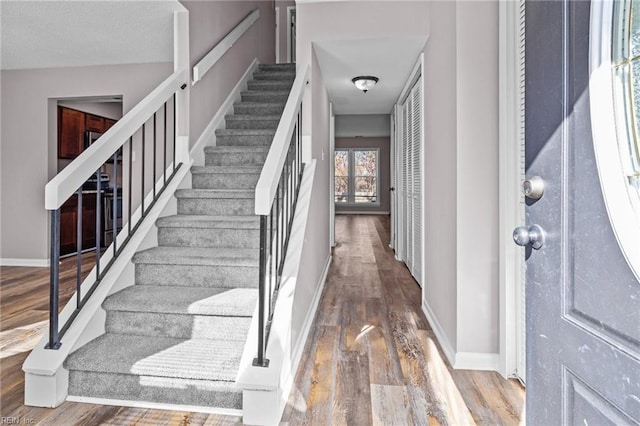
[352,76,379,93]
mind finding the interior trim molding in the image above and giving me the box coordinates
[0,258,49,267]
[422,299,456,367]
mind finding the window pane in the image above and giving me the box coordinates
[631,0,640,58]
[354,150,377,176]
[335,176,349,203]
[630,60,640,175]
[355,177,377,203]
[335,150,349,177]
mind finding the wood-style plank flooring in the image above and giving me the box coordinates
[0,215,524,424]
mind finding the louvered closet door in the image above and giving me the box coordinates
[401,101,410,263]
[395,75,423,286]
[405,97,413,271]
[410,77,422,281]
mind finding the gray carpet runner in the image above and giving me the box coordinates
[65,63,295,409]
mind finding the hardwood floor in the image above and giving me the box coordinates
[280,215,524,425]
[0,215,524,425]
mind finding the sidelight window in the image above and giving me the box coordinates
[334,149,379,204]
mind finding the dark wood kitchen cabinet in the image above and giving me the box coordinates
[85,114,105,133]
[59,193,98,256]
[58,107,85,159]
[104,118,117,132]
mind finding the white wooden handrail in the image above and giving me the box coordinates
[45,68,188,210]
[192,9,260,84]
[254,64,309,215]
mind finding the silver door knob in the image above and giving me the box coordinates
[523,176,545,200]
[513,225,546,250]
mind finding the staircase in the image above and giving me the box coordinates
[65,63,296,409]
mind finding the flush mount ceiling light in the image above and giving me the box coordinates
[352,76,379,93]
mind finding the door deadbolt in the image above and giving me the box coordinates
[513,225,546,250]
[523,176,545,200]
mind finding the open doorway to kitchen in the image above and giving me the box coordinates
[52,96,123,259]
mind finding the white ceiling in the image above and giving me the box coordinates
[313,37,427,115]
[0,1,182,70]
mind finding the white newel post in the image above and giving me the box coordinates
[175,9,190,164]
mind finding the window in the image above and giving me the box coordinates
[613,0,640,215]
[334,149,379,204]
[589,0,640,279]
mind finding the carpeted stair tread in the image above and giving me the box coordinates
[133,246,259,266]
[215,128,276,136]
[252,71,296,80]
[204,145,270,153]
[104,285,256,317]
[258,63,296,71]
[66,334,242,382]
[240,90,291,97]
[191,166,262,175]
[157,215,260,229]
[175,188,254,199]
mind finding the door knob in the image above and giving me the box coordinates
[523,176,545,200]
[513,225,546,250]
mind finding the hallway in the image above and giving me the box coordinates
[0,215,523,424]
[281,215,524,424]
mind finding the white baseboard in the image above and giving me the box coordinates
[66,395,242,417]
[454,352,500,371]
[421,299,456,367]
[422,300,500,372]
[0,258,49,267]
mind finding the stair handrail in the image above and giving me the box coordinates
[253,63,309,367]
[45,69,188,211]
[192,8,260,85]
[44,67,188,350]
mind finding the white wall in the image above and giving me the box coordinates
[422,0,500,362]
[0,63,173,262]
[454,1,499,355]
[290,48,331,348]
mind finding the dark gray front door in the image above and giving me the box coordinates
[525,1,640,424]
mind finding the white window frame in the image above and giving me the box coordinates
[334,148,380,206]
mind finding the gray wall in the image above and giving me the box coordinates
[182,0,275,149]
[0,62,172,262]
[335,136,390,214]
[335,114,390,138]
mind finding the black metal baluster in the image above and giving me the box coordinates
[164,102,167,185]
[279,172,285,275]
[153,113,157,199]
[173,94,177,172]
[113,153,118,254]
[96,171,101,279]
[128,136,133,236]
[76,188,82,308]
[269,204,274,317]
[141,123,146,215]
[253,215,269,367]
[47,209,61,349]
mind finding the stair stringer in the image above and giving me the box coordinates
[236,160,332,426]
[22,58,261,409]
